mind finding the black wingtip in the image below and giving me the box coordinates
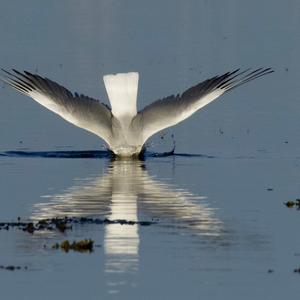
[1,68,13,77]
[12,69,25,76]
[23,70,36,77]
[221,67,274,91]
[0,68,37,93]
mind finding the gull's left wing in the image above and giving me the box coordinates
[1,69,113,144]
[133,68,273,143]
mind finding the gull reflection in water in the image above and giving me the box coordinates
[32,159,223,277]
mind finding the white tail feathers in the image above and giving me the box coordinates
[103,72,139,118]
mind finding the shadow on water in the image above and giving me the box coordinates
[0,150,112,159]
[0,149,215,159]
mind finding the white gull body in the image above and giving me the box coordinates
[1,68,273,156]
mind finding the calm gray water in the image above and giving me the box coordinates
[1,0,300,299]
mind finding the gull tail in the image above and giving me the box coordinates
[103,72,139,118]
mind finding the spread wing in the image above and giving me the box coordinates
[134,68,273,143]
[1,69,112,144]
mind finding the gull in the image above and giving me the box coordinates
[1,68,273,156]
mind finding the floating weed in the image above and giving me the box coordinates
[52,239,94,253]
[284,199,300,209]
[0,265,28,271]
[294,268,300,273]
[285,201,296,208]
[0,216,155,234]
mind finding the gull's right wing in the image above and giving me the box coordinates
[134,68,273,143]
[1,69,113,144]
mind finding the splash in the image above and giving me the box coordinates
[0,135,215,159]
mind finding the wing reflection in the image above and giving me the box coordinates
[33,159,222,233]
[32,159,223,275]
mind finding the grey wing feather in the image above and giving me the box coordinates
[1,69,112,144]
[134,68,273,142]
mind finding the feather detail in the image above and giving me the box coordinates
[103,72,139,118]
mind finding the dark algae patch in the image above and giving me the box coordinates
[294,268,300,273]
[0,265,28,271]
[52,239,94,253]
[284,199,300,208]
[0,216,156,233]
[285,200,296,208]
[0,218,72,233]
[0,216,154,258]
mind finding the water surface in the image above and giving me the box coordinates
[1,0,300,299]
